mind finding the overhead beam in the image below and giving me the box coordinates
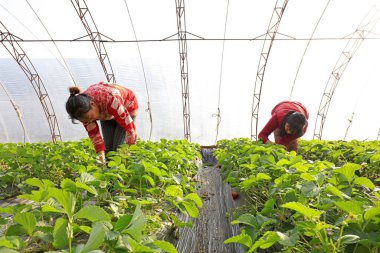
[250,0,289,140]
[71,0,116,83]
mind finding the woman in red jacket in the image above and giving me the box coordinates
[66,82,138,162]
[258,101,308,152]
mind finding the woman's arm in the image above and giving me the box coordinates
[258,114,279,143]
[83,121,106,153]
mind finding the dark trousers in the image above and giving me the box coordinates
[100,116,136,153]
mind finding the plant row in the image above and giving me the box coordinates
[215,138,380,253]
[0,139,203,253]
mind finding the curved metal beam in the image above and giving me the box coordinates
[250,0,289,140]
[175,0,191,141]
[0,21,62,142]
[71,0,116,83]
[313,12,378,140]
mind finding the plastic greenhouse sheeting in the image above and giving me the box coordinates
[1,0,380,145]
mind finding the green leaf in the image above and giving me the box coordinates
[145,167,162,177]
[152,240,178,253]
[77,222,105,253]
[172,173,183,184]
[277,231,299,247]
[281,202,322,219]
[0,249,19,253]
[109,156,121,166]
[261,198,276,216]
[231,213,257,228]
[324,185,344,200]
[61,179,77,192]
[335,201,362,215]
[224,232,252,247]
[256,173,271,181]
[125,203,146,242]
[340,234,360,245]
[300,173,315,182]
[241,177,256,189]
[79,173,96,183]
[300,181,319,198]
[184,193,203,208]
[0,235,25,249]
[334,163,361,182]
[18,190,49,202]
[289,162,309,173]
[79,226,92,234]
[181,201,199,218]
[13,212,36,237]
[114,215,132,232]
[364,206,380,221]
[49,188,76,219]
[276,158,291,166]
[127,237,155,252]
[75,182,98,195]
[354,177,375,190]
[165,185,183,198]
[369,153,380,163]
[249,231,280,251]
[142,175,155,187]
[53,218,69,249]
[25,178,54,189]
[74,206,110,222]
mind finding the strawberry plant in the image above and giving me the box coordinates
[0,139,202,252]
[215,138,380,253]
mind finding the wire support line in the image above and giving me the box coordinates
[0,80,31,143]
[123,0,153,141]
[8,36,380,43]
[289,0,331,100]
[215,0,230,144]
[25,0,77,86]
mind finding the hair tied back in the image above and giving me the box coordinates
[69,86,81,96]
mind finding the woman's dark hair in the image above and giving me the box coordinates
[279,111,306,137]
[66,86,92,123]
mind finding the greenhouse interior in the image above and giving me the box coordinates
[1,0,380,252]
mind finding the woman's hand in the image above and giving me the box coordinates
[97,150,106,163]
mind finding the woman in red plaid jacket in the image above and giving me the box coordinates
[66,82,138,162]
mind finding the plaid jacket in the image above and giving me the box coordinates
[83,82,138,152]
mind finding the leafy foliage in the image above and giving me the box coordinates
[0,139,202,252]
[216,138,380,253]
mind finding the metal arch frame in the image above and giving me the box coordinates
[71,0,116,83]
[250,0,289,140]
[175,0,191,142]
[0,21,62,142]
[313,15,378,140]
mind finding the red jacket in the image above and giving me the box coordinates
[83,82,138,153]
[258,101,308,147]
